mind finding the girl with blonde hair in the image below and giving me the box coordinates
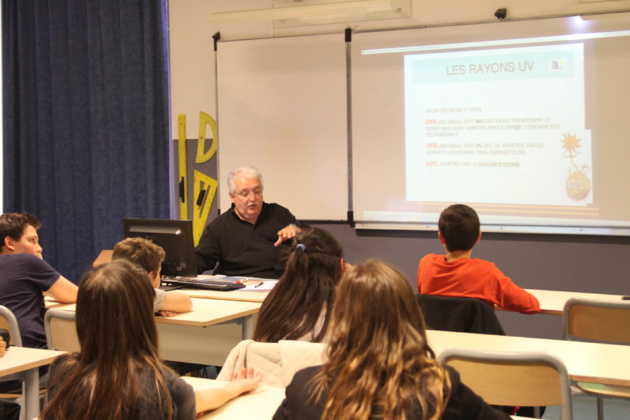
[273,259,510,420]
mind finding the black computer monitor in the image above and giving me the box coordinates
[122,218,197,278]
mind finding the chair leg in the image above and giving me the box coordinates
[533,406,541,418]
[596,397,604,420]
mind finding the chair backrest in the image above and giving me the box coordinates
[0,306,26,391]
[563,297,630,344]
[217,339,326,387]
[0,305,22,347]
[438,347,573,420]
[417,294,505,335]
[44,309,80,352]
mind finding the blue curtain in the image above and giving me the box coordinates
[2,0,170,282]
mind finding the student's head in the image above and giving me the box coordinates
[112,237,165,287]
[287,227,344,283]
[76,259,159,360]
[0,212,43,257]
[327,259,429,357]
[41,259,172,420]
[253,227,344,342]
[228,166,264,224]
[316,259,449,420]
[438,204,480,252]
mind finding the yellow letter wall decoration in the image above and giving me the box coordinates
[197,111,217,163]
[177,111,219,246]
[193,171,218,246]
[177,114,189,220]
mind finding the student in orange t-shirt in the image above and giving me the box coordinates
[417,204,539,314]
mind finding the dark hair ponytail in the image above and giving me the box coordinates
[253,228,343,342]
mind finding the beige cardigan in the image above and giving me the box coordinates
[217,340,326,387]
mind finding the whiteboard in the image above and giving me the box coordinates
[217,33,348,221]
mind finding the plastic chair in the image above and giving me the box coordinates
[44,309,80,353]
[563,297,630,420]
[0,306,22,347]
[438,347,573,420]
[0,305,26,420]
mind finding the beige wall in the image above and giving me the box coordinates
[169,0,630,137]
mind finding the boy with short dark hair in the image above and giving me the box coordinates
[0,212,78,348]
[417,204,540,314]
[113,237,192,316]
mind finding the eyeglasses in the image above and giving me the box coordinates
[234,188,263,198]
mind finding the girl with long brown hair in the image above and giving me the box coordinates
[273,259,510,420]
[253,227,346,343]
[41,259,260,420]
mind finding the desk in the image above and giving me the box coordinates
[154,298,260,329]
[182,377,534,420]
[156,298,261,365]
[0,347,66,419]
[182,377,285,419]
[92,249,113,266]
[525,289,627,316]
[53,298,261,366]
[44,296,69,309]
[178,288,269,303]
[427,329,630,387]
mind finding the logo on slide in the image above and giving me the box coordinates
[562,133,591,201]
[549,59,567,72]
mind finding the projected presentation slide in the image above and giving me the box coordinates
[351,14,630,234]
[404,44,592,206]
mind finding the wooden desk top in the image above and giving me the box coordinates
[179,288,269,303]
[93,250,113,266]
[154,298,261,327]
[182,377,285,419]
[427,329,630,387]
[44,296,71,309]
[0,347,66,377]
[52,298,261,328]
[525,289,626,315]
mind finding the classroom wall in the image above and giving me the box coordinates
[169,0,630,339]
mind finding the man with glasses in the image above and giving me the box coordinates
[195,166,301,278]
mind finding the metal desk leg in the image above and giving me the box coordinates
[23,368,40,420]
[242,315,253,340]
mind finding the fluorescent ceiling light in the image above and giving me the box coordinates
[208,0,411,26]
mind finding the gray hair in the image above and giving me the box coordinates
[227,166,264,193]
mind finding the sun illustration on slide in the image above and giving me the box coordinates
[561,133,591,201]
